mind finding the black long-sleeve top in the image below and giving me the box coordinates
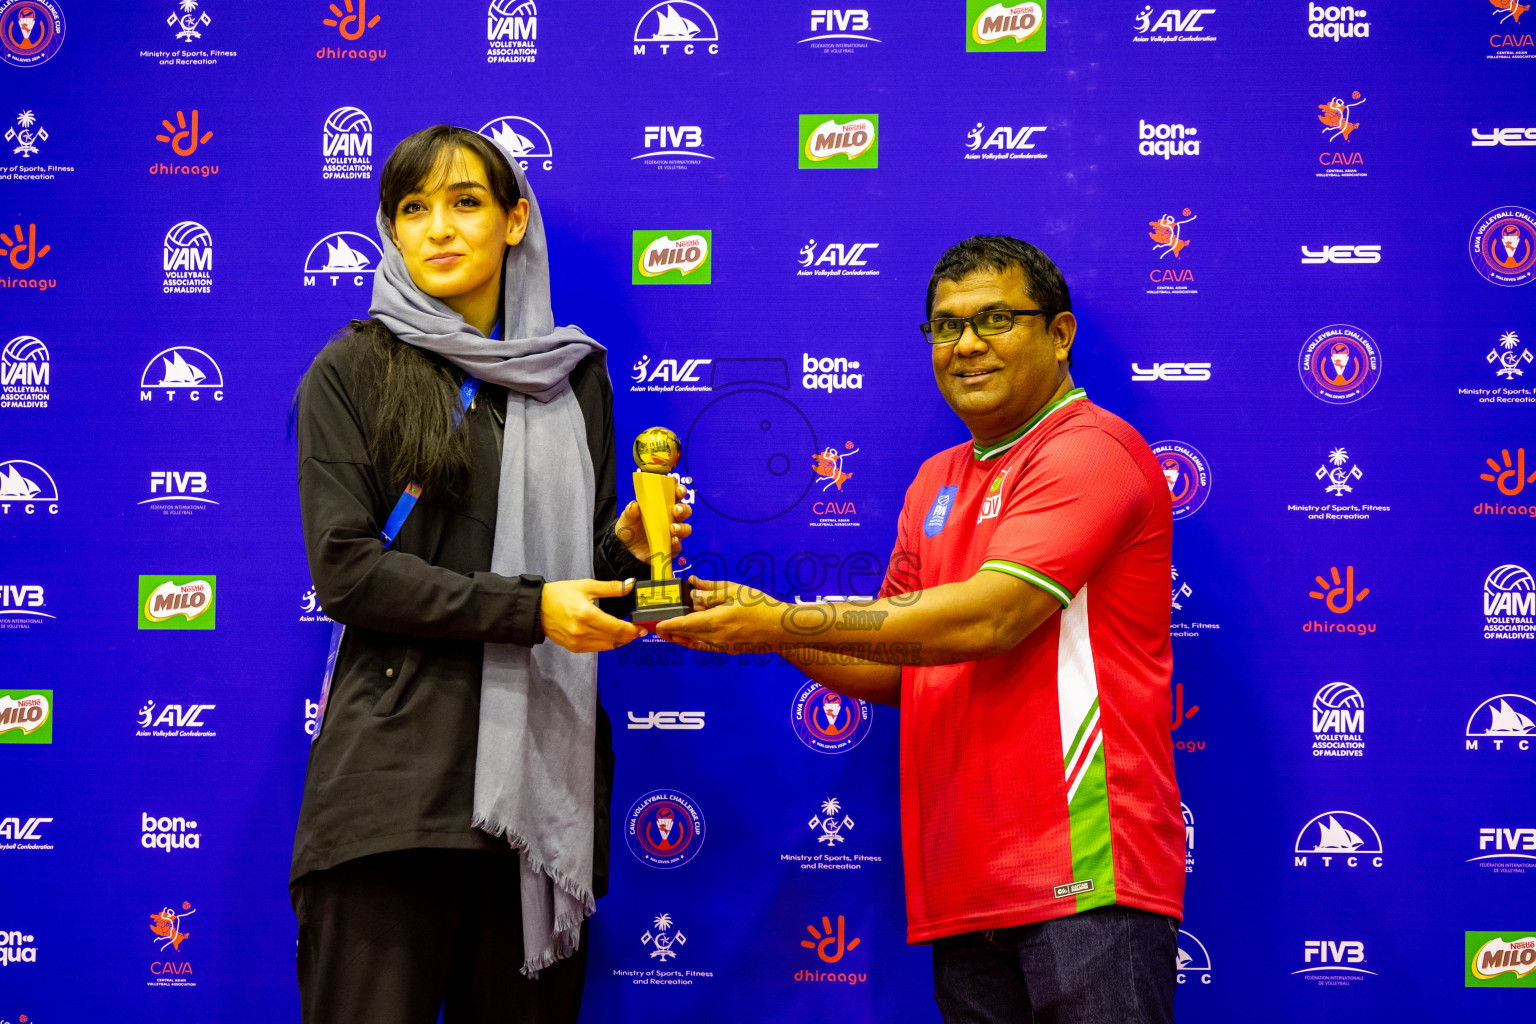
[290,322,645,889]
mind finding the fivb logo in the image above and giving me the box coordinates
[967,1,1046,51]
[480,116,552,171]
[1312,682,1364,757]
[636,125,711,168]
[142,471,216,513]
[632,230,711,284]
[1138,120,1200,158]
[486,0,536,64]
[632,2,719,55]
[1,335,48,409]
[0,460,57,515]
[162,221,212,294]
[1472,827,1536,863]
[801,9,879,48]
[1133,6,1216,42]
[1473,128,1536,147]
[0,584,50,627]
[797,240,879,277]
[1484,564,1535,640]
[140,346,224,402]
[964,122,1046,160]
[303,231,381,287]
[1293,811,1383,868]
[1296,941,1374,982]
[322,106,372,180]
[141,814,201,852]
[0,816,52,849]
[1302,244,1380,264]
[1307,3,1369,40]
[1466,693,1535,752]
[138,575,216,630]
[800,115,878,168]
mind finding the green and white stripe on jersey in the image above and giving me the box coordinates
[1057,585,1117,913]
[981,560,1071,608]
[972,388,1088,462]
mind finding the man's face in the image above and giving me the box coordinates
[929,264,1074,441]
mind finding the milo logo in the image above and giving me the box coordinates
[967,2,1046,51]
[0,691,52,743]
[633,231,712,284]
[799,115,879,168]
[139,575,216,630]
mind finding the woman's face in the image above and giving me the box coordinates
[389,147,529,316]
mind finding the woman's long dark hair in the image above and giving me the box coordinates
[363,125,522,500]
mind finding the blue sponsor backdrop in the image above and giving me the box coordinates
[2,0,1534,1019]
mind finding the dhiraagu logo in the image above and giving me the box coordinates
[139,575,216,630]
[799,115,879,168]
[633,230,711,284]
[967,1,1046,51]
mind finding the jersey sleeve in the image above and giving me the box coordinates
[980,427,1152,607]
[878,476,923,599]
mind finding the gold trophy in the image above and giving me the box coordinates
[629,427,691,624]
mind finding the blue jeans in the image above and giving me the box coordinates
[931,905,1178,1024]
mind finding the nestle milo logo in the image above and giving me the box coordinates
[138,575,216,630]
[799,115,879,168]
[0,691,52,744]
[633,230,712,284]
[967,1,1046,51]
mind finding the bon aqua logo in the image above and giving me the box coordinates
[633,230,711,284]
[799,114,878,168]
[966,1,1045,51]
[138,575,216,630]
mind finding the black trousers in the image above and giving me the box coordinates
[293,848,588,1024]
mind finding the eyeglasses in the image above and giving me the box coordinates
[919,309,1059,346]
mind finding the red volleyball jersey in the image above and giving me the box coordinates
[880,389,1184,943]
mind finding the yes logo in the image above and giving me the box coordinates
[1301,244,1380,264]
[2,222,48,269]
[323,0,378,40]
[632,230,711,283]
[799,114,878,168]
[155,110,211,157]
[967,1,1045,51]
[138,576,216,630]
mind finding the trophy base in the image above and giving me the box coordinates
[630,578,690,626]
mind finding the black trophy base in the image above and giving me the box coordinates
[630,578,690,625]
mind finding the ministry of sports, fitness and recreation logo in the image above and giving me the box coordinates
[166,0,210,42]
[322,106,372,180]
[1176,929,1212,984]
[624,789,705,868]
[1465,692,1536,752]
[632,230,711,284]
[480,115,552,172]
[1488,330,1533,381]
[1312,681,1365,756]
[0,459,57,515]
[966,1,1045,51]
[1293,810,1383,868]
[1316,91,1366,178]
[1151,441,1211,520]
[799,8,880,52]
[139,346,224,402]
[640,912,688,961]
[138,575,216,630]
[791,680,872,753]
[1299,325,1381,404]
[1,335,48,409]
[799,114,878,168]
[1470,207,1536,287]
[486,0,536,63]
[1133,6,1216,43]
[5,108,48,159]
[1484,564,1535,640]
[0,690,51,743]
[0,0,65,67]
[302,230,381,287]
[162,221,212,294]
[1466,932,1536,987]
[632,2,718,55]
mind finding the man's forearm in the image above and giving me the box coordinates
[778,645,902,707]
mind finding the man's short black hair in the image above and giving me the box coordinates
[926,235,1071,320]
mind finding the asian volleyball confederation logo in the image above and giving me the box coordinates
[1299,324,1381,404]
[0,0,65,68]
[1150,441,1211,520]
[624,789,705,869]
[791,679,873,754]
[1469,206,1536,287]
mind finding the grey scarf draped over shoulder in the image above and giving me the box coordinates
[368,141,605,975]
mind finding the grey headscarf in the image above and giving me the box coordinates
[369,136,604,975]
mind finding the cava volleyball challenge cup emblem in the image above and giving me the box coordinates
[1298,325,1381,404]
[1469,206,1536,287]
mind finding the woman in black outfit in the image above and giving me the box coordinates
[290,125,687,1023]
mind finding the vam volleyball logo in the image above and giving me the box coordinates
[1298,324,1381,403]
[1470,207,1536,287]
[624,789,705,868]
[322,106,371,180]
[1150,441,1211,520]
[0,0,65,67]
[1,335,48,409]
[486,0,536,63]
[303,231,381,287]
[1484,564,1535,640]
[1293,810,1383,867]
[632,230,711,283]
[1312,681,1364,756]
[162,221,212,294]
[632,2,718,55]
[479,115,552,171]
[1182,802,1195,873]
[966,1,1045,51]
[799,114,878,168]
[138,575,216,630]
[791,679,873,753]
[0,459,57,515]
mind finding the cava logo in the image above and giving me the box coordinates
[632,2,718,55]
[1138,119,1200,158]
[1182,802,1195,873]
[0,815,52,850]
[1474,127,1536,147]
[797,240,879,276]
[964,122,1046,160]
[1488,1,1533,61]
[1293,811,1383,867]
[632,230,711,284]
[142,471,215,514]
[1296,940,1373,984]
[302,230,381,286]
[139,346,223,402]
[167,0,210,42]
[1,335,48,408]
[802,354,864,392]
[1469,206,1536,287]
[0,0,65,68]
[1301,244,1380,264]
[1307,3,1368,40]
[0,460,57,515]
[479,115,552,171]
[486,0,536,63]
[1133,362,1210,381]
[162,221,212,294]
[1484,564,1535,639]
[627,710,705,730]
[138,575,216,629]
[322,106,372,180]
[1467,933,1536,987]
[5,108,46,158]
[636,124,711,168]
[1151,441,1211,520]
[799,114,878,167]
[801,8,878,51]
[624,789,706,868]
[967,1,1045,50]
[0,691,50,743]
[1316,91,1366,177]
[0,584,49,628]
[148,901,196,987]
[1299,324,1381,404]
[141,813,201,851]
[136,700,216,738]
[1176,929,1212,984]
[1133,6,1216,42]
[1466,693,1536,751]
[1312,682,1364,756]
[1146,208,1197,293]
[0,929,37,966]
[629,355,713,392]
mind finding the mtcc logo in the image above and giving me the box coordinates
[1465,692,1536,751]
[632,2,718,55]
[791,680,872,753]
[964,122,1046,160]
[1176,929,1212,984]
[1138,119,1200,158]
[140,346,224,402]
[155,109,211,156]
[1307,3,1368,40]
[303,231,381,287]
[640,913,686,960]
[486,0,536,64]
[1298,324,1381,404]
[0,460,58,515]
[1150,441,1211,520]
[1133,6,1216,42]
[799,114,878,168]
[1,335,49,409]
[1316,447,1363,496]
[162,221,213,294]
[967,1,1046,51]
[1483,564,1535,640]
[5,109,46,157]
[3,221,49,269]
[322,106,372,180]
[624,789,706,869]
[1293,810,1383,867]
[1469,206,1536,287]
[168,0,211,41]
[1301,244,1380,264]
[479,115,551,171]
[1490,331,1533,378]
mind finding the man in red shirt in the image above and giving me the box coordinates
[658,236,1183,1023]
